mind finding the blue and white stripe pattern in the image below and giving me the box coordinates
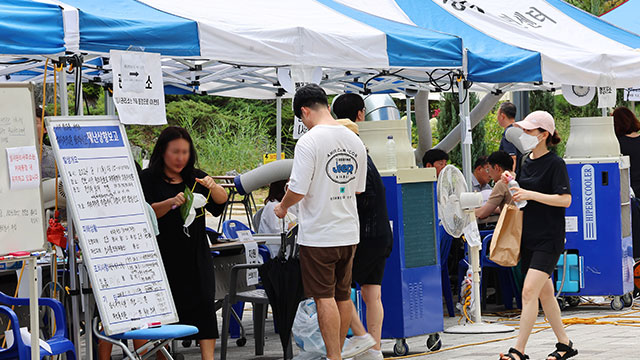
[2,0,640,87]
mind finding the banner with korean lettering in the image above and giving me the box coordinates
[428,0,637,87]
[47,116,178,335]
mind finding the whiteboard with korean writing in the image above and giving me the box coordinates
[0,83,46,256]
[46,116,178,335]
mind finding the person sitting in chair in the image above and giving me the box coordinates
[475,151,514,220]
[258,180,296,233]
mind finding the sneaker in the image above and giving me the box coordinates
[341,334,376,359]
[355,349,384,360]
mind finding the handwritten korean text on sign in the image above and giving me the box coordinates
[6,146,40,190]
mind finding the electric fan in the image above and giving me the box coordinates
[437,165,513,334]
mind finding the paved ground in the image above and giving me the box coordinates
[92,296,639,360]
[96,213,640,359]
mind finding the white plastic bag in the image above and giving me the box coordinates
[292,299,326,357]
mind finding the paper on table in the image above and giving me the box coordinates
[243,240,262,286]
[6,146,40,190]
[4,327,52,353]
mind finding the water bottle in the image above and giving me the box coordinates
[507,175,527,208]
[386,135,397,171]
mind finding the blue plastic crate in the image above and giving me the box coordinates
[556,254,580,293]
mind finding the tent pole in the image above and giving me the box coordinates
[459,79,472,189]
[59,66,68,116]
[58,62,81,355]
[406,96,412,140]
[77,66,84,116]
[105,87,115,115]
[276,96,282,160]
[459,50,473,189]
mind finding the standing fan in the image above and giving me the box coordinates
[437,165,513,334]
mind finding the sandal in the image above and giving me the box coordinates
[499,348,529,360]
[547,340,578,360]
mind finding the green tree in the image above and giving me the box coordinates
[438,92,486,168]
[529,90,555,116]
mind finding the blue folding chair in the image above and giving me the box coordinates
[0,292,76,360]
[457,233,522,310]
[218,221,272,340]
[222,220,253,239]
[93,318,198,360]
[479,234,522,309]
[437,225,456,317]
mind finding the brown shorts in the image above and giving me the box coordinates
[299,245,356,301]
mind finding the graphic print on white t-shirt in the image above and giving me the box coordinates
[288,124,366,248]
[326,147,359,185]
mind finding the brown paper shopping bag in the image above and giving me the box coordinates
[489,204,523,267]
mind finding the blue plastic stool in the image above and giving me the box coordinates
[93,319,198,360]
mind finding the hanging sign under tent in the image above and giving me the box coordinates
[46,115,178,335]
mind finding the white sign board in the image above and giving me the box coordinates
[110,50,167,125]
[624,88,640,101]
[6,146,40,190]
[47,116,177,335]
[242,240,261,286]
[597,86,616,109]
[0,84,45,256]
[293,117,308,139]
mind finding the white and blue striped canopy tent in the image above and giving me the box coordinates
[335,0,640,89]
[4,1,640,95]
[0,0,465,98]
[601,0,640,36]
[0,0,65,55]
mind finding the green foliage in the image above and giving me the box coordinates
[484,107,502,155]
[530,90,555,116]
[438,92,486,167]
[139,98,275,175]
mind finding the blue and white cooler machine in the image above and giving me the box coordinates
[558,116,635,309]
[357,95,443,356]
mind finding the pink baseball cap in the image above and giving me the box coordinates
[516,110,555,134]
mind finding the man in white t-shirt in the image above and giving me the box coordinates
[274,84,367,360]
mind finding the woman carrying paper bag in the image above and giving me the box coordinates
[497,112,576,360]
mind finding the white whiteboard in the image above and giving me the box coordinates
[0,83,46,256]
[46,116,178,335]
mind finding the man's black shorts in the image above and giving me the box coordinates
[352,252,387,286]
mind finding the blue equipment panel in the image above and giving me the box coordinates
[563,162,634,296]
[379,176,443,339]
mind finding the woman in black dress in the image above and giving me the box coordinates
[498,111,577,360]
[140,126,227,360]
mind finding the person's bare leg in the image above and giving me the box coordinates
[361,285,383,351]
[316,297,342,360]
[539,279,571,359]
[337,299,354,349]
[349,300,367,337]
[98,340,113,360]
[198,339,215,360]
[500,269,548,359]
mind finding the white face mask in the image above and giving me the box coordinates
[183,193,208,236]
[519,132,541,152]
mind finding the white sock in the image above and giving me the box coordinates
[353,334,369,340]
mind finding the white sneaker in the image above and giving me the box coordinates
[355,349,384,360]
[341,334,376,359]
